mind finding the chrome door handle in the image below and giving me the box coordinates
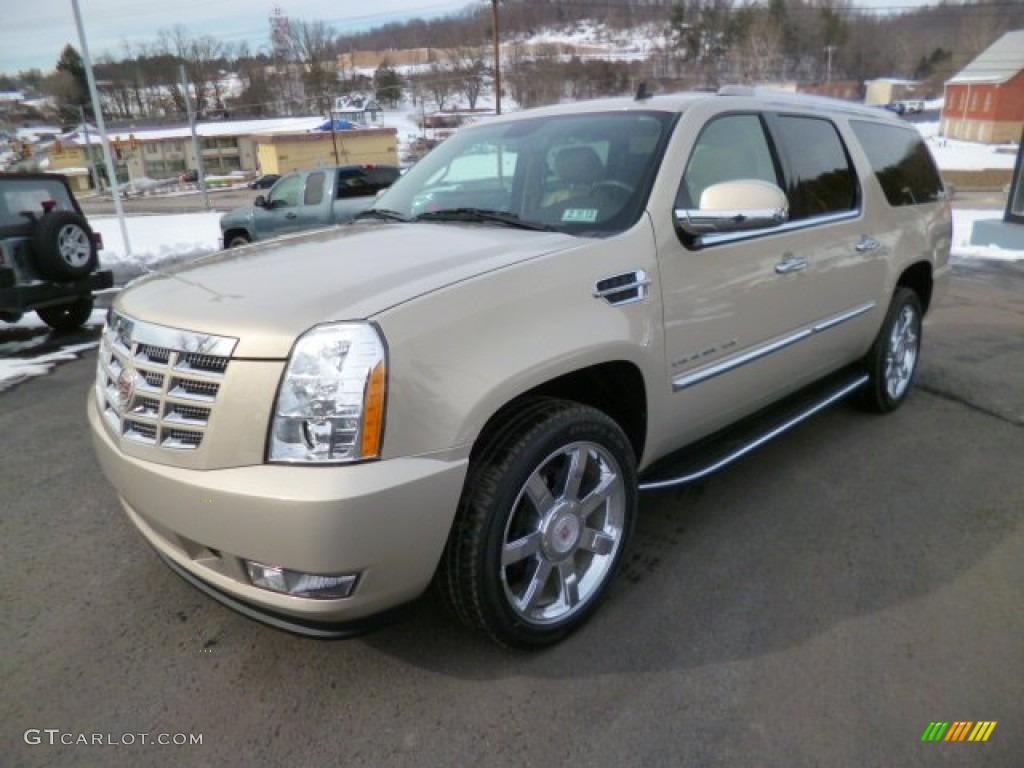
[775,256,808,274]
[855,235,881,252]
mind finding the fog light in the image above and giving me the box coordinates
[245,561,358,599]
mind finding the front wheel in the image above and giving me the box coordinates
[437,399,637,648]
[225,232,251,248]
[859,287,923,413]
[36,295,94,332]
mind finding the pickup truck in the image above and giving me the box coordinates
[219,165,400,248]
[91,87,951,649]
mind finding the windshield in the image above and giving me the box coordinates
[375,110,674,236]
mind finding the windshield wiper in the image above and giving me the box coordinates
[355,208,411,223]
[414,208,555,232]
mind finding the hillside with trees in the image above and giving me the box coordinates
[2,0,1022,126]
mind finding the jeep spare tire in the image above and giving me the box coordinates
[31,211,98,281]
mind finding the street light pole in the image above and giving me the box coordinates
[491,0,501,115]
[70,0,131,255]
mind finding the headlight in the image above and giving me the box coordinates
[268,323,387,463]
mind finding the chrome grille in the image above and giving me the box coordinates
[95,311,237,451]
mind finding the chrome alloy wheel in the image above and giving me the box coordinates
[884,303,919,401]
[57,223,92,269]
[500,441,627,625]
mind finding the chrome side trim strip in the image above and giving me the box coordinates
[639,374,869,491]
[674,329,812,391]
[698,209,860,248]
[812,301,876,333]
[672,301,877,392]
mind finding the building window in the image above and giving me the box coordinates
[983,92,993,112]
[145,143,159,155]
[969,92,978,110]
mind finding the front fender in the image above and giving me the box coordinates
[374,220,665,461]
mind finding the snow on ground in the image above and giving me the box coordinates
[91,211,223,281]
[0,339,102,393]
[917,122,1019,172]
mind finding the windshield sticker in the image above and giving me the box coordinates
[561,208,599,223]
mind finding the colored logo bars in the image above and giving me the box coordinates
[921,721,997,742]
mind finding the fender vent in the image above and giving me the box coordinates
[593,270,650,306]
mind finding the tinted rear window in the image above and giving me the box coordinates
[774,116,857,220]
[850,121,944,206]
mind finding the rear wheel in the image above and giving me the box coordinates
[859,287,922,413]
[36,295,94,332]
[437,399,637,648]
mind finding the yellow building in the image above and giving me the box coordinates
[44,140,93,194]
[253,127,399,175]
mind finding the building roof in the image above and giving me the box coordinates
[948,29,1024,85]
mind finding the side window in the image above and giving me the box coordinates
[336,171,371,199]
[678,114,778,209]
[267,175,302,208]
[303,171,325,206]
[849,120,944,206]
[365,167,400,191]
[773,116,857,219]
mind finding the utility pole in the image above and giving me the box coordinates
[71,0,131,255]
[491,0,501,115]
[825,45,836,83]
[181,65,211,212]
[78,105,101,193]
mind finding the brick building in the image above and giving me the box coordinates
[942,29,1024,144]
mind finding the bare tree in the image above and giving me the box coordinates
[446,47,487,109]
[287,19,338,115]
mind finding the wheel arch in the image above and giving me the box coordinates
[896,260,933,314]
[222,227,252,248]
[468,360,648,468]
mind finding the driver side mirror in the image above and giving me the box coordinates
[675,179,789,237]
[253,195,267,208]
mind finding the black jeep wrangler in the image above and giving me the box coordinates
[0,172,113,331]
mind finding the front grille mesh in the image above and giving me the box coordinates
[95,312,236,451]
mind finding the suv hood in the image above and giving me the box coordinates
[116,222,578,358]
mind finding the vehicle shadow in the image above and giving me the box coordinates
[358,397,1022,678]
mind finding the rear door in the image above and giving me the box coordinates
[762,112,883,371]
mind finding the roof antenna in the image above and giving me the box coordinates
[635,81,653,101]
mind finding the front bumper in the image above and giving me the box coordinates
[89,391,469,634]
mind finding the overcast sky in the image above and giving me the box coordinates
[3,0,940,77]
[1,0,472,75]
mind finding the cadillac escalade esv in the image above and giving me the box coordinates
[89,87,951,648]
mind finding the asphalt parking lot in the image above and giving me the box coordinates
[1,262,1022,767]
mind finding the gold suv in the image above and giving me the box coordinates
[89,86,951,648]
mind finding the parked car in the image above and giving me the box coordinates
[247,174,279,190]
[0,172,112,331]
[221,166,400,248]
[90,87,951,648]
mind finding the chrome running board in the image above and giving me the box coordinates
[638,372,868,492]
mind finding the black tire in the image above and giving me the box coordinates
[31,211,98,281]
[36,295,94,332]
[226,232,251,248]
[858,287,923,413]
[436,398,637,649]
